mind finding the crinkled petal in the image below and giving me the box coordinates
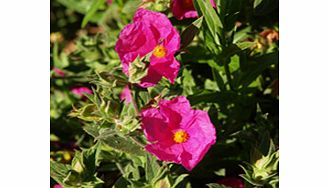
[141,108,172,142]
[145,143,183,163]
[133,8,172,40]
[115,22,156,74]
[159,96,193,129]
[139,66,163,88]
[179,110,216,170]
[149,56,180,84]
[163,27,180,55]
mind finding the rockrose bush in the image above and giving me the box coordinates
[50,0,279,187]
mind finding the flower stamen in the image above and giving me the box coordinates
[173,130,189,143]
[153,45,167,58]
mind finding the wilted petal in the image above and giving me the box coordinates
[120,85,133,104]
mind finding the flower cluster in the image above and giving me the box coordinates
[115,8,217,171]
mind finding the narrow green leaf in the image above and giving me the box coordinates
[193,0,223,44]
[81,0,106,28]
[171,174,189,188]
[211,68,226,91]
[254,0,263,8]
[207,183,230,188]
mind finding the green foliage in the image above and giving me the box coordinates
[82,0,106,27]
[51,0,278,187]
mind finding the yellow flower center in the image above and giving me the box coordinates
[173,130,189,144]
[153,45,167,58]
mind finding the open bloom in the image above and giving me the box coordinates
[141,96,216,170]
[217,177,244,188]
[115,8,180,88]
[170,0,216,20]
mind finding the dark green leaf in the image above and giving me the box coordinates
[211,68,226,91]
[181,17,203,49]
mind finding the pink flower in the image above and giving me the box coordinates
[71,87,93,97]
[141,96,216,171]
[106,0,112,5]
[115,8,180,88]
[120,85,133,104]
[53,184,62,188]
[170,0,216,20]
[53,67,65,77]
[217,177,244,188]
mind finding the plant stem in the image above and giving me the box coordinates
[129,136,145,148]
[223,58,234,91]
[130,86,140,115]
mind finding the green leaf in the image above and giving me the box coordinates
[81,0,106,28]
[237,52,278,88]
[145,153,160,183]
[254,0,263,8]
[155,177,171,188]
[233,26,252,44]
[121,0,142,15]
[211,68,226,91]
[83,123,101,138]
[69,104,102,122]
[171,174,189,188]
[98,134,146,156]
[182,69,196,95]
[113,177,130,188]
[205,79,220,91]
[207,183,230,188]
[229,55,240,73]
[214,168,226,177]
[181,17,203,49]
[236,41,255,50]
[240,174,264,186]
[128,56,148,84]
[50,161,71,184]
[193,0,223,45]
